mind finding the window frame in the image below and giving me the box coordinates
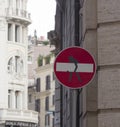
[46,75,51,90]
[8,23,13,41]
[45,96,49,111]
[36,78,41,92]
[35,99,40,112]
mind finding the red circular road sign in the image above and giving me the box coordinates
[54,46,96,89]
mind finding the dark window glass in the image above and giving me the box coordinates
[52,95,55,105]
[45,56,50,64]
[15,25,20,42]
[8,90,11,108]
[53,118,54,127]
[28,94,32,103]
[36,78,40,92]
[45,114,50,126]
[53,72,55,80]
[45,96,49,111]
[46,75,50,90]
[8,23,12,41]
[35,99,40,112]
[15,91,19,109]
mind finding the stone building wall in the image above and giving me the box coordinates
[54,0,120,127]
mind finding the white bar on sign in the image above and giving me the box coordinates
[56,62,93,72]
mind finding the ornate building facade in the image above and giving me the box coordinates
[0,0,38,126]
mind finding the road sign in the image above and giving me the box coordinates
[54,46,96,89]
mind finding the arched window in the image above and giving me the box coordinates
[15,56,20,73]
[8,56,24,74]
[8,57,13,73]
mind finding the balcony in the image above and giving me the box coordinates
[8,73,26,86]
[5,8,31,25]
[0,108,38,123]
[35,90,51,98]
[28,85,51,96]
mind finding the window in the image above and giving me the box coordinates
[8,90,11,108]
[45,114,50,126]
[52,95,55,105]
[8,56,24,74]
[36,78,41,92]
[53,72,55,80]
[8,0,12,7]
[28,94,32,103]
[22,26,25,43]
[35,99,40,112]
[28,56,32,63]
[16,0,20,9]
[15,91,19,109]
[15,56,20,73]
[45,56,50,65]
[53,118,55,127]
[15,25,20,42]
[45,96,49,111]
[46,75,50,90]
[8,57,13,73]
[37,55,43,67]
[8,23,13,41]
[21,0,23,10]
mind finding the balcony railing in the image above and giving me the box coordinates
[0,108,38,123]
[5,8,31,23]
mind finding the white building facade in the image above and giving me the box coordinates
[0,0,38,126]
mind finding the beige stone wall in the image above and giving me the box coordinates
[82,0,98,127]
[83,113,98,127]
[98,110,120,127]
[97,0,120,127]
[98,0,120,23]
[83,0,120,126]
[55,0,120,127]
[98,23,120,65]
[98,68,120,109]
[82,0,97,33]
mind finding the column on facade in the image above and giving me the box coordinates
[7,0,11,8]
[12,24,15,42]
[22,91,27,109]
[22,26,25,43]
[19,0,22,10]
[20,25,22,43]
[12,56,15,75]
[8,90,12,108]
[24,27,28,74]
[13,0,16,9]
[11,90,15,109]
[18,91,22,109]
[21,0,24,10]
[24,27,27,43]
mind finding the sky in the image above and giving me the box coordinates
[27,0,56,39]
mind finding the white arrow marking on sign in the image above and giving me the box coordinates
[56,63,93,72]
